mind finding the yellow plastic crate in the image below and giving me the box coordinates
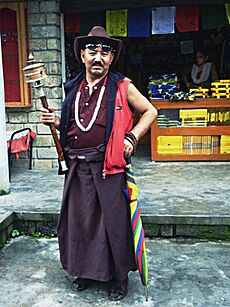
[212,82,230,88]
[224,111,229,122]
[212,93,230,99]
[220,135,230,144]
[195,93,209,98]
[220,146,230,154]
[220,135,230,153]
[220,79,230,83]
[190,87,209,92]
[211,87,230,93]
[208,112,216,122]
[179,109,208,119]
[180,109,208,126]
[157,136,183,154]
[190,88,209,98]
[211,81,230,98]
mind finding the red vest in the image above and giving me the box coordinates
[104,78,133,175]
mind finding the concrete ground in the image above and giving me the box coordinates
[0,236,229,307]
[0,156,230,216]
[0,156,230,306]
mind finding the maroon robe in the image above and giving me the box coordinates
[57,77,137,281]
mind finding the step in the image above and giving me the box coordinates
[1,211,229,247]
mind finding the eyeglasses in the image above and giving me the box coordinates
[84,43,115,53]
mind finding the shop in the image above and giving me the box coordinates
[61,0,230,161]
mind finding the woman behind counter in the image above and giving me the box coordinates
[184,49,219,90]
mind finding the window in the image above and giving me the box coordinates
[0,2,30,107]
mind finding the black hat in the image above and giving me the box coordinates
[74,26,123,67]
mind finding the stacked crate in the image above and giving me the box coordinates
[220,135,230,153]
[189,87,209,98]
[179,109,208,126]
[157,136,183,154]
[211,80,230,99]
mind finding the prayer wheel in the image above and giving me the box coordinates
[22,53,68,173]
[23,53,46,84]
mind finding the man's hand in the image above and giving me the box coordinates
[124,138,134,159]
[40,107,60,129]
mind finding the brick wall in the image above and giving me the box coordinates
[6,0,62,169]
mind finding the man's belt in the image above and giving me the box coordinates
[65,144,105,162]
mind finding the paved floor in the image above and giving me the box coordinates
[0,157,230,218]
[0,236,229,307]
[1,157,230,306]
[136,160,230,216]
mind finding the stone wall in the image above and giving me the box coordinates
[6,0,62,169]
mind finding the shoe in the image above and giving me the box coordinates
[108,277,128,301]
[72,277,91,291]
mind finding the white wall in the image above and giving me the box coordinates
[0,34,10,195]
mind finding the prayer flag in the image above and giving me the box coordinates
[106,9,127,37]
[152,7,175,35]
[225,4,230,24]
[64,13,80,33]
[176,5,199,32]
[128,7,150,37]
[201,5,226,30]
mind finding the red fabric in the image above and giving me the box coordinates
[0,7,20,102]
[7,130,36,159]
[64,13,80,32]
[104,78,133,175]
[176,5,199,32]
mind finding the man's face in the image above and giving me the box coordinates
[80,43,114,79]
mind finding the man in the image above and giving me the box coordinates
[40,26,157,301]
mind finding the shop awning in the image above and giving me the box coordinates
[61,0,228,13]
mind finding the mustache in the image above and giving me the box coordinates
[91,61,104,67]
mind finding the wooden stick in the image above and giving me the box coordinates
[38,87,68,173]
